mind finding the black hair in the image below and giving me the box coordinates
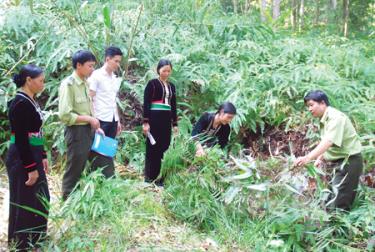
[217,102,237,115]
[304,90,330,106]
[72,50,97,69]
[12,64,43,88]
[105,46,123,58]
[157,59,172,74]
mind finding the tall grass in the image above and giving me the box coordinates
[0,1,374,250]
[162,138,375,250]
[43,171,209,251]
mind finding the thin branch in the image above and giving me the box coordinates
[123,4,144,79]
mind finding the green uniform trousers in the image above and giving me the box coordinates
[62,125,115,199]
[62,125,93,199]
[328,153,363,211]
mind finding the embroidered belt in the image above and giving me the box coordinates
[10,132,44,146]
[150,102,171,111]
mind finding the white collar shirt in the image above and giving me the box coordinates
[88,67,121,122]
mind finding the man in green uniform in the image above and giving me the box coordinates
[294,90,363,211]
[58,50,103,199]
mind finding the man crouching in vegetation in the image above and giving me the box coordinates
[58,50,102,200]
[294,90,363,211]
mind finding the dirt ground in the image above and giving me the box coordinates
[0,170,62,251]
[0,173,8,251]
[240,124,313,159]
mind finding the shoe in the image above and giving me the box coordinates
[155,180,164,187]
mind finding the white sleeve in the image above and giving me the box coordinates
[88,73,99,92]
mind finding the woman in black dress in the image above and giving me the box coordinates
[143,59,178,185]
[192,102,236,157]
[6,64,50,251]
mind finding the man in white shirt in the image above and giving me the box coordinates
[89,46,123,138]
[88,46,123,177]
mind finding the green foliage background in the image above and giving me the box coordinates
[0,0,374,250]
[0,1,374,163]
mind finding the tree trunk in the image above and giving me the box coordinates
[232,0,238,13]
[29,0,34,13]
[291,0,298,29]
[314,0,320,25]
[299,0,304,30]
[343,0,349,37]
[261,0,267,22]
[245,0,251,13]
[331,0,337,9]
[272,0,281,20]
[328,0,338,24]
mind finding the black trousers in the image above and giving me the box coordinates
[89,119,117,178]
[6,145,50,251]
[145,110,172,182]
[99,118,117,139]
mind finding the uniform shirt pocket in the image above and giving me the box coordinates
[75,95,87,104]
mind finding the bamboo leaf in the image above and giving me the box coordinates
[103,5,111,29]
